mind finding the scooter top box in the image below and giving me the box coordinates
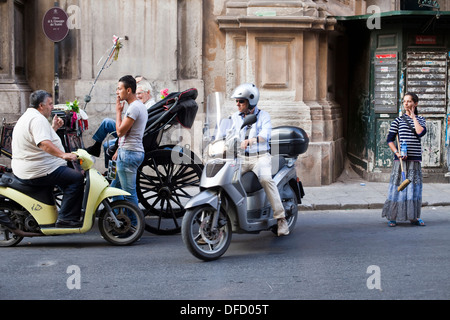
[270,126,309,157]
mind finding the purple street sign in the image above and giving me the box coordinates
[42,7,69,42]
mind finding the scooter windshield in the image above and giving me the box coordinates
[203,92,237,160]
[203,92,236,145]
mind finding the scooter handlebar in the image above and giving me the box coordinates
[72,149,95,171]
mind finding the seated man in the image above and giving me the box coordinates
[11,90,84,228]
[228,83,289,236]
[85,78,155,162]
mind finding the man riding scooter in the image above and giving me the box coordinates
[227,83,289,236]
[11,90,84,228]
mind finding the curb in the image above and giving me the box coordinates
[299,201,450,211]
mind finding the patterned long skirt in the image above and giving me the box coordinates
[381,160,422,221]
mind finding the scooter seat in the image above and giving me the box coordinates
[241,156,286,194]
[0,173,55,206]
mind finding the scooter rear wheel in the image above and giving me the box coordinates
[98,200,145,245]
[181,205,232,261]
[0,201,23,247]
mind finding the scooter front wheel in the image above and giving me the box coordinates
[98,200,145,245]
[181,205,232,261]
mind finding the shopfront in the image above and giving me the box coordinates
[338,10,450,182]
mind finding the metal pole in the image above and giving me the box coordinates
[54,1,60,104]
[83,39,119,110]
[54,43,60,104]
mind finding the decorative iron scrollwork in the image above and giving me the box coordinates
[418,0,441,18]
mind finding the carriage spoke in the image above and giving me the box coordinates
[136,149,203,235]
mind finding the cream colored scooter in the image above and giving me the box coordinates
[0,149,144,246]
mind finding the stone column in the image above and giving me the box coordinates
[0,0,32,123]
[216,0,343,186]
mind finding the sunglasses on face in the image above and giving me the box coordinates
[236,99,246,104]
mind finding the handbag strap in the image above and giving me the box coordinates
[401,114,420,139]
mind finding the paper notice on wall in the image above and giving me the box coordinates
[446,114,450,147]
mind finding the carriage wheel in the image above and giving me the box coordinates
[136,147,203,235]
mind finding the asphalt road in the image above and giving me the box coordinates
[1,206,449,304]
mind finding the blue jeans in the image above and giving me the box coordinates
[17,166,84,222]
[93,118,117,143]
[110,149,145,207]
[103,139,117,167]
[92,118,118,167]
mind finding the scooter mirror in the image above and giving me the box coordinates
[240,114,257,130]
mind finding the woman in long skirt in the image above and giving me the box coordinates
[381,92,427,227]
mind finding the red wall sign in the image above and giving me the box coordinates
[42,7,69,43]
[375,53,397,59]
[415,35,437,45]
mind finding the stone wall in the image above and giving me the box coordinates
[57,0,204,162]
[205,0,347,185]
[1,0,373,185]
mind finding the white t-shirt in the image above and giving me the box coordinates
[118,100,147,153]
[11,108,66,180]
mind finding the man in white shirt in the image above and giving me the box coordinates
[229,83,289,236]
[12,90,84,228]
[136,79,156,109]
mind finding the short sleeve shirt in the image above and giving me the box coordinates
[11,108,66,179]
[118,100,147,153]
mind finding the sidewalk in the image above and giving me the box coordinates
[299,167,450,211]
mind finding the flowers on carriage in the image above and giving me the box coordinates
[160,88,169,100]
[66,99,80,114]
[96,35,124,67]
[112,35,123,61]
[65,99,88,132]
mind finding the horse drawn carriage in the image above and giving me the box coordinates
[1,88,203,236]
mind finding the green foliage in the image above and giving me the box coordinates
[66,99,80,113]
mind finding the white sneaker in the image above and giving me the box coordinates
[444,172,450,177]
[277,218,290,236]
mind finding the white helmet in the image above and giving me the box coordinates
[231,83,260,109]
